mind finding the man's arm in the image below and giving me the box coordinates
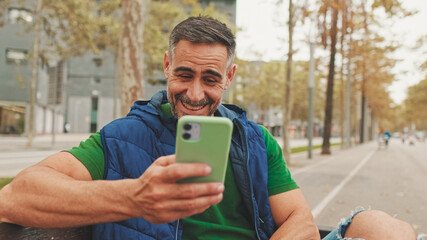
[0,152,224,228]
[269,189,320,240]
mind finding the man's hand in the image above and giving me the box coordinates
[130,155,224,224]
[0,153,223,227]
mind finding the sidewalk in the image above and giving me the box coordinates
[0,133,91,152]
[274,137,341,148]
[0,134,341,153]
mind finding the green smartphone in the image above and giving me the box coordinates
[175,115,233,184]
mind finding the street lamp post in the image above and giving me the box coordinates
[308,41,315,159]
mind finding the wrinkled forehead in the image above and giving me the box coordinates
[170,40,233,70]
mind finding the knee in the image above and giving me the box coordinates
[345,210,416,240]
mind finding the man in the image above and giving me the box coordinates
[0,16,417,240]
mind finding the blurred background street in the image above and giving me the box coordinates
[1,0,427,236]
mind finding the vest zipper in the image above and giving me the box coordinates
[175,219,180,240]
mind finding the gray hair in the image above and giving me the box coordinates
[168,16,236,69]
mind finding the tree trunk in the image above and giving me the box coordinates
[359,0,369,143]
[282,0,293,164]
[113,50,120,119]
[119,0,148,117]
[321,0,339,155]
[339,0,346,149]
[26,0,42,148]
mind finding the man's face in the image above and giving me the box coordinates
[164,40,236,118]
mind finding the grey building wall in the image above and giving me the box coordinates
[0,15,33,102]
[0,4,56,135]
[67,96,91,134]
[64,50,117,133]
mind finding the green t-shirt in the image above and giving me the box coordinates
[67,105,298,239]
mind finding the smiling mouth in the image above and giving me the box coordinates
[181,100,207,111]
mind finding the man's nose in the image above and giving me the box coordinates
[186,80,205,102]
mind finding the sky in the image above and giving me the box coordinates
[235,0,427,104]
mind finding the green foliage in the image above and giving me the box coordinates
[93,0,121,52]
[40,0,100,59]
[349,35,399,130]
[0,0,98,60]
[307,0,414,134]
[231,60,285,121]
[371,0,416,17]
[403,78,427,128]
[144,1,187,77]
[290,142,341,154]
[231,59,325,123]
[291,61,325,122]
[189,1,232,29]
[98,0,233,78]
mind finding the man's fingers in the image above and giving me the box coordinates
[173,182,224,199]
[163,163,212,182]
[160,193,223,212]
[182,182,224,198]
[171,193,223,214]
[152,156,212,183]
[148,182,224,203]
[145,193,224,224]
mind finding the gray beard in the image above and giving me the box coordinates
[167,90,218,118]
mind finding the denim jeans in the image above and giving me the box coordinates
[322,209,365,240]
[322,209,425,240]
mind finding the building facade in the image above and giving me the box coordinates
[0,5,64,136]
[0,0,237,135]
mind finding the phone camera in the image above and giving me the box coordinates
[183,123,192,131]
[183,133,191,140]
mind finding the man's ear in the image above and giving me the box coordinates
[163,51,170,79]
[224,64,237,90]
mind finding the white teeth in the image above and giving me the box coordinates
[181,101,205,111]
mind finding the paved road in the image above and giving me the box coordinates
[0,134,90,177]
[0,134,91,152]
[290,139,427,235]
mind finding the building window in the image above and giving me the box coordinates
[47,62,64,104]
[6,48,28,64]
[8,7,33,24]
[93,57,103,67]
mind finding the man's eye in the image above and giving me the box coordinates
[178,75,192,79]
[204,78,217,84]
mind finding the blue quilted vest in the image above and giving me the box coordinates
[94,91,277,239]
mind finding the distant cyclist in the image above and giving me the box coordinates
[384,131,391,146]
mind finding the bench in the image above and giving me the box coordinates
[0,222,333,239]
[0,222,92,240]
